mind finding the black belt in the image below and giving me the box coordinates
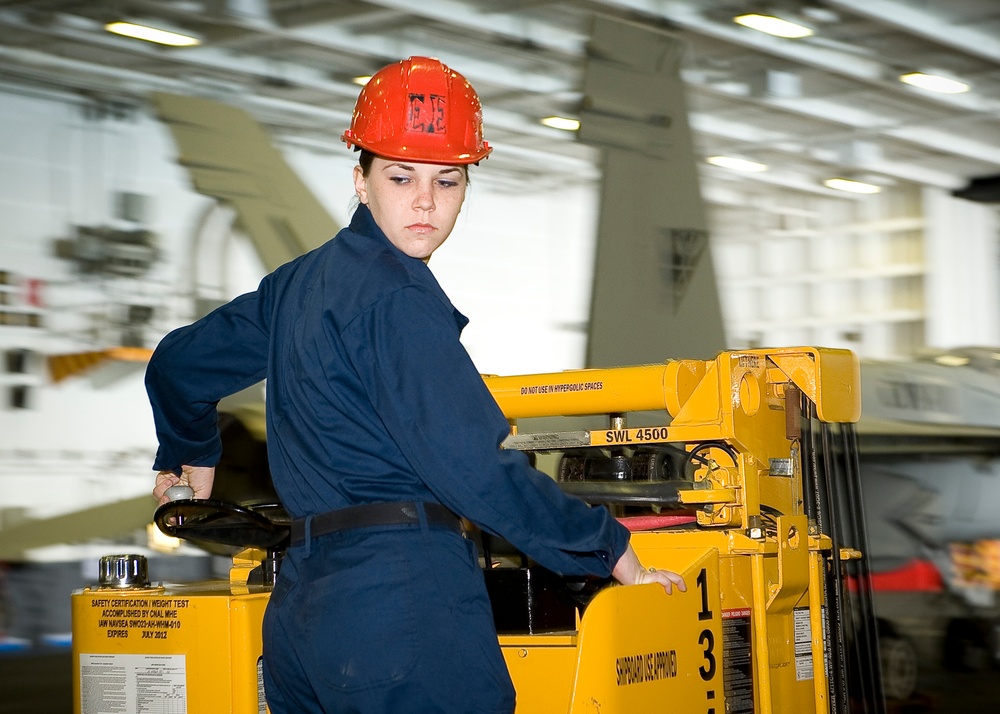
[290,502,460,545]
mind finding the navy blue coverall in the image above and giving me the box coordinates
[146,204,631,713]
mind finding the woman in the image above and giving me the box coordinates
[147,56,684,713]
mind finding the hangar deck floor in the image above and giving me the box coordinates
[0,650,996,713]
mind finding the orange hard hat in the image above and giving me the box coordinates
[341,56,491,165]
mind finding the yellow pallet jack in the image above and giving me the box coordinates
[72,347,885,713]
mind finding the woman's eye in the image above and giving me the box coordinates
[437,180,459,188]
[388,175,411,184]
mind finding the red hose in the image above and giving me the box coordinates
[617,514,696,531]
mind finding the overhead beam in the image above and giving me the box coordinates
[1,0,996,192]
[684,81,1000,185]
[594,0,1000,115]
[824,0,1000,65]
[690,112,964,190]
[360,0,586,54]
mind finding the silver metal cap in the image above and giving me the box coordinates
[98,554,150,589]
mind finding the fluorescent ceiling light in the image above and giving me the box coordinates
[899,72,970,94]
[706,155,768,172]
[106,21,201,47]
[934,354,971,367]
[352,75,372,86]
[734,13,813,39]
[823,177,881,194]
[540,116,580,131]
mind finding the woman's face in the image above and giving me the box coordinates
[353,156,468,262]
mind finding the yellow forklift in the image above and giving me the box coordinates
[72,347,885,713]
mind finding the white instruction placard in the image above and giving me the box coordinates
[80,653,186,714]
[794,607,818,682]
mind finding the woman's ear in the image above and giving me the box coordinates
[353,164,368,205]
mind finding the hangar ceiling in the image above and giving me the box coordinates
[1,0,999,199]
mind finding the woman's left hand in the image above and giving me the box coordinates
[612,544,687,594]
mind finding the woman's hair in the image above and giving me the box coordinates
[357,149,470,182]
[358,149,376,177]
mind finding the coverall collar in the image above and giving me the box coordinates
[349,203,469,332]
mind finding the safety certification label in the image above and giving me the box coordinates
[722,607,754,713]
[80,653,186,714]
[89,596,189,642]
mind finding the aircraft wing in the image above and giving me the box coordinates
[0,495,155,561]
[859,349,1000,455]
[152,92,339,272]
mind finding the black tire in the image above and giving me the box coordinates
[880,633,919,701]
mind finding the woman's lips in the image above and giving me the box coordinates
[407,223,435,234]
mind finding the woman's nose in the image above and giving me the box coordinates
[413,183,435,210]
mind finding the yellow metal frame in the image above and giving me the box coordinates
[484,347,860,423]
[72,554,270,714]
[488,347,859,713]
[485,347,860,533]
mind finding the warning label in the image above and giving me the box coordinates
[257,657,267,714]
[80,653,186,714]
[519,380,603,396]
[722,608,754,714]
[89,597,189,641]
[794,607,826,682]
[615,649,678,686]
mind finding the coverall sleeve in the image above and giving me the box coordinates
[145,286,272,473]
[343,285,630,577]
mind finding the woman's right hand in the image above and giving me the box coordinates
[153,465,216,506]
